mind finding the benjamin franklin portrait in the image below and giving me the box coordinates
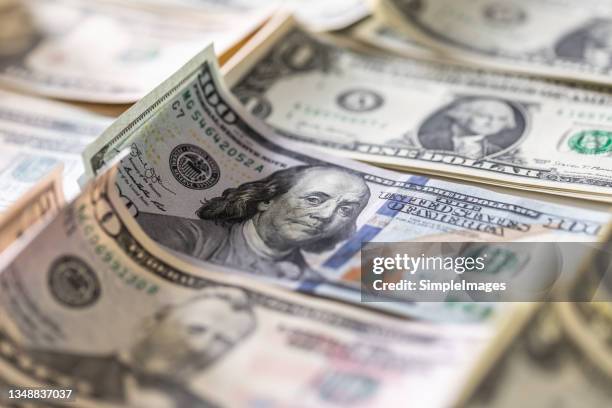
[5,287,255,407]
[555,19,612,70]
[137,165,371,280]
[414,96,526,159]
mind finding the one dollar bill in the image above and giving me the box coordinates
[223,15,612,202]
[375,0,612,85]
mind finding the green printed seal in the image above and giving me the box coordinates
[568,130,612,154]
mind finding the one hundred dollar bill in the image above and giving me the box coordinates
[455,230,612,407]
[0,89,111,211]
[0,165,490,407]
[0,0,265,102]
[222,15,612,202]
[375,0,612,85]
[82,42,611,322]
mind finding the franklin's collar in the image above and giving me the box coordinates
[242,218,294,261]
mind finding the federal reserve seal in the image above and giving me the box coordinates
[337,89,384,113]
[48,256,101,308]
[169,144,220,190]
[568,130,612,154]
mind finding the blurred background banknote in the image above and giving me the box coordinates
[375,0,612,85]
[111,0,370,31]
[454,227,612,407]
[0,89,111,211]
[351,16,442,61]
[0,0,268,102]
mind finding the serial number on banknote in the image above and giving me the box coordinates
[172,97,265,172]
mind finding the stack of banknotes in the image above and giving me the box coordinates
[0,0,610,406]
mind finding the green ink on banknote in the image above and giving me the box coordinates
[568,130,612,154]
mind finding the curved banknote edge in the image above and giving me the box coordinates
[0,166,491,407]
[82,40,611,325]
[375,0,612,86]
[0,164,64,253]
[351,17,442,61]
[451,221,612,406]
[222,15,612,202]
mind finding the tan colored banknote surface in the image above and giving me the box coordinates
[82,42,611,324]
[453,226,612,407]
[222,15,612,202]
[0,0,267,102]
[0,89,112,210]
[0,164,64,253]
[0,165,491,407]
[107,0,370,31]
[375,0,612,86]
[352,17,439,61]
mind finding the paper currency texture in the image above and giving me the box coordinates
[376,0,612,85]
[223,16,612,202]
[83,43,610,323]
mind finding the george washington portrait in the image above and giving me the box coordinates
[136,165,371,280]
[411,96,526,159]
